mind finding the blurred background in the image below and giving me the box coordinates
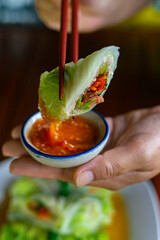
[0,0,160,170]
[0,0,40,24]
[0,0,160,26]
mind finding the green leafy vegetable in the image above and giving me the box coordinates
[0,223,47,240]
[0,178,114,240]
[58,181,70,197]
[75,97,83,108]
[99,63,108,75]
[39,46,119,121]
[7,179,114,236]
[78,100,96,111]
[9,178,39,197]
[0,223,109,240]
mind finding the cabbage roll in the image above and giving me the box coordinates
[0,223,47,240]
[8,178,114,237]
[0,222,109,240]
[39,46,119,121]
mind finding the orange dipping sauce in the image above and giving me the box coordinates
[28,116,99,156]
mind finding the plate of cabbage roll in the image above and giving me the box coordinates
[0,159,160,240]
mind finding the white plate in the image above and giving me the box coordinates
[0,159,160,240]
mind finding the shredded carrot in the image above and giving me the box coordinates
[90,86,97,91]
[94,82,100,87]
[38,208,49,219]
[98,80,106,85]
[96,75,108,81]
[90,77,107,91]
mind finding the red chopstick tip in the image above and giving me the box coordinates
[59,89,63,100]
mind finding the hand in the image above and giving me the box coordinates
[36,0,151,33]
[2,105,160,190]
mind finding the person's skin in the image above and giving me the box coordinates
[2,0,160,190]
[2,106,160,190]
[36,0,152,32]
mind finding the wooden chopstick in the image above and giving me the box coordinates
[59,0,79,100]
[59,0,68,100]
[72,0,79,63]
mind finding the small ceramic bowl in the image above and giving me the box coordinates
[21,111,109,168]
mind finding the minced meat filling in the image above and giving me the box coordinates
[82,74,108,104]
[82,86,106,103]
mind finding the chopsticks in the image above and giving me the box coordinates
[59,0,79,100]
[59,0,68,100]
[72,0,79,63]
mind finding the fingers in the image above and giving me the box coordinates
[10,157,75,183]
[36,0,60,30]
[2,140,27,157]
[90,170,158,190]
[2,125,23,157]
[36,0,106,33]
[149,105,160,114]
[74,146,140,187]
[9,156,158,191]
[11,125,22,139]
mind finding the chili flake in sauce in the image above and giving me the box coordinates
[28,116,99,156]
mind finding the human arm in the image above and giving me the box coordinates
[2,105,160,190]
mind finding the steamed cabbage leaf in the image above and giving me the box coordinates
[0,222,109,240]
[39,46,119,121]
[0,222,47,240]
[9,178,63,197]
[8,178,114,237]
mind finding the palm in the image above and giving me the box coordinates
[2,106,160,190]
[106,107,160,148]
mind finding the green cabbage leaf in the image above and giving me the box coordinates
[39,46,119,121]
[0,222,109,240]
[7,178,114,237]
[0,222,47,240]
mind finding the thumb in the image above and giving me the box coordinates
[74,146,136,187]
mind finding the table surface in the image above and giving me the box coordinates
[0,25,160,198]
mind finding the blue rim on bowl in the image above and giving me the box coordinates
[21,110,110,167]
